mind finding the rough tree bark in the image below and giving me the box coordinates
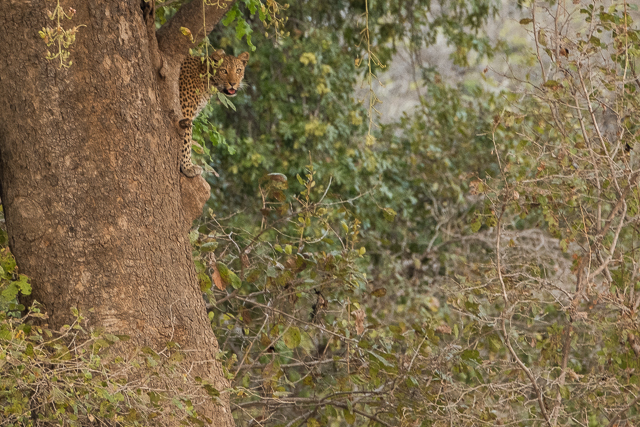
[0,0,237,424]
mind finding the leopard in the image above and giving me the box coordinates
[178,49,250,177]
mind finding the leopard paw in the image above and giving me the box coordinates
[179,118,192,129]
[180,164,203,178]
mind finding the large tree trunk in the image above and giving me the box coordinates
[0,0,235,424]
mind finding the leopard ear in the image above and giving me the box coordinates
[211,49,225,61]
[238,52,250,65]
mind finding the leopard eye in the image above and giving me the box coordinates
[220,69,227,74]
[237,69,242,74]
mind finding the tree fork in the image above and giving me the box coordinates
[0,0,236,424]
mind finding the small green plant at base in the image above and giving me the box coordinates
[0,264,222,426]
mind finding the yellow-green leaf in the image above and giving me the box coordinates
[283,327,301,349]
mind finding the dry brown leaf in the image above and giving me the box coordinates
[212,263,225,291]
[353,308,365,335]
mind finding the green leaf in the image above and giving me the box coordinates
[460,349,481,363]
[343,408,355,424]
[470,217,482,233]
[406,376,419,387]
[1,283,19,302]
[245,33,256,51]
[202,383,219,397]
[16,275,31,295]
[371,288,386,297]
[489,336,502,352]
[382,207,397,222]
[235,17,250,41]
[243,0,259,15]
[198,272,212,292]
[369,351,394,368]
[0,327,11,340]
[283,327,301,349]
[200,241,218,253]
[559,239,568,252]
[216,263,242,289]
[148,391,161,405]
[142,347,161,360]
[216,92,236,111]
[103,333,120,343]
[268,173,289,189]
[25,343,34,357]
[189,230,198,245]
[222,6,238,27]
[543,80,561,90]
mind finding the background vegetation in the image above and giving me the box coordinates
[2,0,640,425]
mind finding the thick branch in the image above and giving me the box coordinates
[156,0,237,63]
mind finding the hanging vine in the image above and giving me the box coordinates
[39,0,84,68]
[356,0,385,145]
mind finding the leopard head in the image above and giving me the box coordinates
[210,50,250,97]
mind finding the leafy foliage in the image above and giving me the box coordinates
[181,1,521,425]
[188,0,640,426]
[454,3,640,424]
[0,252,223,426]
[24,0,640,426]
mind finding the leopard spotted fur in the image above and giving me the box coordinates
[178,49,249,177]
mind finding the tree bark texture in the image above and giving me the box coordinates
[0,0,236,424]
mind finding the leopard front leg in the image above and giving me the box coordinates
[180,122,203,178]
